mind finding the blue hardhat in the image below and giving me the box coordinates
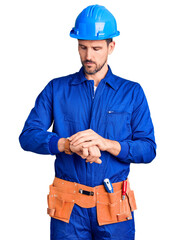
[70,5,120,40]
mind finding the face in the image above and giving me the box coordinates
[78,40,115,75]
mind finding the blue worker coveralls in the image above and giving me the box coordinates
[19,66,156,240]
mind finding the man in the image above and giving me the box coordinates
[19,4,156,240]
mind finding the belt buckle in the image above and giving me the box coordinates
[79,189,94,196]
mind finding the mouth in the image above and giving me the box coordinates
[84,61,95,66]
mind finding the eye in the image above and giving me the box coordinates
[79,45,87,50]
[93,47,101,51]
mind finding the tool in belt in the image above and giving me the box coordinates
[47,177,137,226]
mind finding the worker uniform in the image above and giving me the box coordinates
[19,66,156,240]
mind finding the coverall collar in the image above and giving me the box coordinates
[71,66,119,90]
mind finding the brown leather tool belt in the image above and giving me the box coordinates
[47,177,137,226]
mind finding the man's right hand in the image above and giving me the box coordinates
[58,138,102,164]
[70,144,102,164]
[85,146,102,164]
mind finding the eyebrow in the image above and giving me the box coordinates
[79,44,102,49]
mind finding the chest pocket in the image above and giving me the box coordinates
[104,110,132,141]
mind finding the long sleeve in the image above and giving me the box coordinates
[117,84,156,163]
[19,81,59,155]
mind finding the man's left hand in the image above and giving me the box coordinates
[69,129,109,151]
[69,129,121,157]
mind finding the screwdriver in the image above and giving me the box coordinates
[104,178,114,193]
[122,180,127,200]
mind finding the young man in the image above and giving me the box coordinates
[19,5,156,240]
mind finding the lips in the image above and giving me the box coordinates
[85,62,94,66]
[84,61,95,67]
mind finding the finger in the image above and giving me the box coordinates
[69,129,91,142]
[93,146,101,157]
[86,156,97,161]
[69,132,82,142]
[86,160,93,164]
[70,143,83,153]
[82,147,89,159]
[86,156,97,162]
[87,145,101,158]
[86,152,100,160]
[94,158,102,164]
[86,146,96,161]
[87,146,101,159]
[86,146,101,162]
[87,145,94,156]
[86,158,102,164]
[71,135,97,146]
[70,130,96,145]
[82,140,99,148]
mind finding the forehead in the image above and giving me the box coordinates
[78,39,107,47]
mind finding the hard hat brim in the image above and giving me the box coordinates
[70,30,120,40]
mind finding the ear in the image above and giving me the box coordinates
[108,41,115,55]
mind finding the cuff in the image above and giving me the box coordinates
[49,136,60,155]
[117,141,129,160]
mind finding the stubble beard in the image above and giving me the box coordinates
[82,59,107,75]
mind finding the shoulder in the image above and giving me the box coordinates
[50,72,79,87]
[39,72,78,97]
[113,73,143,94]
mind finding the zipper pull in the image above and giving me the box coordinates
[108,111,114,114]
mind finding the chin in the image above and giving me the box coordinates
[85,69,97,75]
[83,65,95,73]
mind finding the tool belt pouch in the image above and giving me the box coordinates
[47,185,74,223]
[97,189,137,226]
[47,178,137,226]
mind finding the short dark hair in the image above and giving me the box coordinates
[106,38,113,46]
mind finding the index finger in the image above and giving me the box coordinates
[69,130,89,142]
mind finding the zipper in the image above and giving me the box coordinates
[88,80,95,127]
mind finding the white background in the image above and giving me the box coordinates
[0,0,176,239]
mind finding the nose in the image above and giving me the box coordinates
[86,48,92,61]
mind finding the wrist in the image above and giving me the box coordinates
[65,138,73,155]
[58,138,66,152]
[105,139,121,156]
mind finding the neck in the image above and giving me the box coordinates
[84,63,109,87]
